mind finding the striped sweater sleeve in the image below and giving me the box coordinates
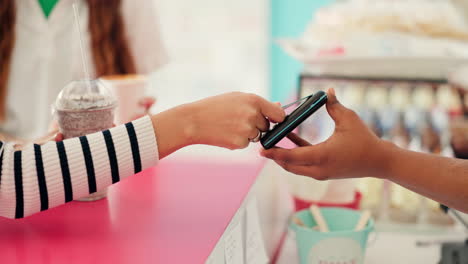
[0,115,159,219]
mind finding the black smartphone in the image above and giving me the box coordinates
[260,91,328,149]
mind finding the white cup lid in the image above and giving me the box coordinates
[55,79,117,111]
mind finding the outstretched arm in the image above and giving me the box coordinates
[383,142,468,214]
[0,116,158,219]
[261,88,468,213]
[0,92,285,219]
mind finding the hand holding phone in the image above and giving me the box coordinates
[261,91,328,149]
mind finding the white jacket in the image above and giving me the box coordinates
[5,0,167,139]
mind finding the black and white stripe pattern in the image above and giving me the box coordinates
[14,151,23,219]
[126,123,142,174]
[0,116,158,219]
[80,136,97,194]
[34,144,48,211]
[103,130,120,184]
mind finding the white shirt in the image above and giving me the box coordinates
[5,0,167,139]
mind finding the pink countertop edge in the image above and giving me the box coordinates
[0,157,266,264]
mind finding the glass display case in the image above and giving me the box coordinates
[297,72,463,228]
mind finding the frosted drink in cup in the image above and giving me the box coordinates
[54,79,117,201]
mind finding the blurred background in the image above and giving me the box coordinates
[3,1,468,262]
[148,0,468,231]
[149,0,336,110]
[150,0,269,112]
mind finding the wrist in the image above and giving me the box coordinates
[172,103,198,146]
[150,104,197,158]
[371,139,399,180]
[178,101,206,145]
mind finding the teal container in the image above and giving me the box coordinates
[291,208,374,264]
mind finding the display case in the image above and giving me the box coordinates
[297,72,463,228]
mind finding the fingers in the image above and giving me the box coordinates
[287,133,311,147]
[256,97,286,123]
[139,97,156,110]
[230,137,250,150]
[248,127,261,141]
[326,88,349,124]
[34,129,59,145]
[48,120,59,132]
[256,115,270,132]
[55,133,64,142]
[256,101,279,132]
[261,146,322,166]
[274,160,325,179]
[139,97,157,116]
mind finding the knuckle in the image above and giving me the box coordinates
[240,124,253,135]
[227,142,240,150]
[245,110,258,124]
[260,118,270,131]
[279,153,292,163]
[231,138,248,150]
[245,93,259,104]
[268,152,279,160]
[238,140,249,149]
[345,108,359,119]
[227,145,236,150]
[279,111,286,120]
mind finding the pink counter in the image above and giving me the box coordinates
[0,158,265,264]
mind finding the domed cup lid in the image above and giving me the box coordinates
[55,79,117,111]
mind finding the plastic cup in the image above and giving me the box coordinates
[100,74,149,125]
[54,79,117,201]
[291,208,374,264]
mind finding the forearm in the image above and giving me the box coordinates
[0,116,159,219]
[379,140,468,213]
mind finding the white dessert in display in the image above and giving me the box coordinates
[341,83,366,109]
[437,84,461,111]
[413,84,435,110]
[365,85,388,111]
[389,84,411,111]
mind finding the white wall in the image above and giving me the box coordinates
[149,0,269,113]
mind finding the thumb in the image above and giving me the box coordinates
[326,88,348,124]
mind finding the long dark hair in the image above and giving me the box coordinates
[0,0,136,122]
